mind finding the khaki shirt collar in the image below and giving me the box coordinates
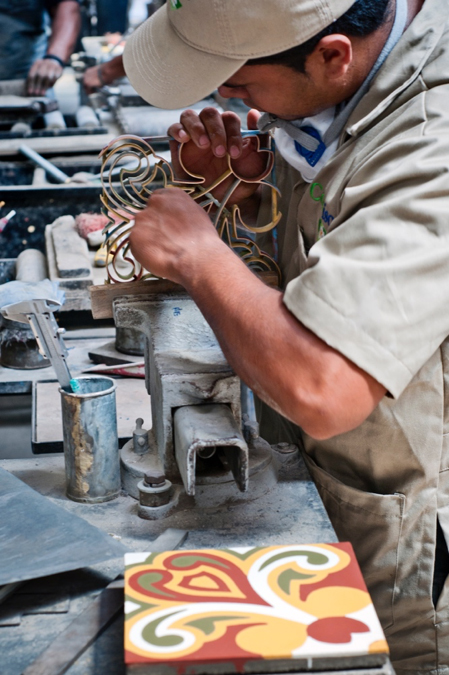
[346,0,444,138]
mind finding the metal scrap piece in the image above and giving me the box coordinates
[21,584,123,675]
[0,468,125,587]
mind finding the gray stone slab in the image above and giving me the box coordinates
[0,467,126,586]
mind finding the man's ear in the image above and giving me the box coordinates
[308,34,353,80]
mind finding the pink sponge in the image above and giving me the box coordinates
[75,212,109,239]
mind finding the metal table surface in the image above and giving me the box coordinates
[0,451,338,675]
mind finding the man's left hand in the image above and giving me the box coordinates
[82,65,103,94]
[129,188,225,285]
[27,59,63,96]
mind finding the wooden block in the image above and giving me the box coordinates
[45,222,94,311]
[90,271,279,320]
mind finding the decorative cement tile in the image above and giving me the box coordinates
[124,543,389,673]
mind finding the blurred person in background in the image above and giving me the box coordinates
[83,0,165,93]
[82,53,125,92]
[0,0,81,95]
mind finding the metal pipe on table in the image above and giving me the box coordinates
[18,144,70,184]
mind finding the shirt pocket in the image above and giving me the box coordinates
[303,453,405,632]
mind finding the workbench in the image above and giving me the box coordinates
[0,451,337,675]
[0,335,395,675]
[0,293,394,675]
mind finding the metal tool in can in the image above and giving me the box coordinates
[0,298,75,390]
[1,300,121,503]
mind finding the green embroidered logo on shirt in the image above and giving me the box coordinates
[310,182,335,240]
[317,221,327,240]
[170,0,183,8]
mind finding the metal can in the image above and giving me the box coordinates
[59,376,120,503]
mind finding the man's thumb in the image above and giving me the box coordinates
[247,108,261,130]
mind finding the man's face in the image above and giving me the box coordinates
[217,63,331,120]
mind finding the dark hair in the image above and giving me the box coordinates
[246,0,392,74]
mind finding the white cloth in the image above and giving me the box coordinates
[274,107,339,182]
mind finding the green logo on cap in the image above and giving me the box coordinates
[170,0,183,8]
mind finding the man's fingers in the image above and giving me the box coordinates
[199,107,229,157]
[45,64,63,89]
[168,122,191,143]
[27,73,44,96]
[179,109,210,148]
[222,111,242,158]
[247,108,261,130]
[246,108,267,157]
[247,109,261,131]
[82,66,102,92]
[169,109,243,158]
[26,64,40,95]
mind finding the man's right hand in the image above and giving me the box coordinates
[167,108,268,206]
[27,58,63,96]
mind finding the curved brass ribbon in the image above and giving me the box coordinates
[99,131,281,284]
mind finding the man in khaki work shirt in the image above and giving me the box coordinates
[123,0,449,672]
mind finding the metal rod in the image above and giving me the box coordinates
[19,144,70,184]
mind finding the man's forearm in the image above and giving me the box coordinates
[47,1,81,62]
[129,188,385,440]
[181,241,385,440]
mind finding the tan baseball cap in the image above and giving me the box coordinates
[124,0,357,110]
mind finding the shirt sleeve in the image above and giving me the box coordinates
[283,128,449,399]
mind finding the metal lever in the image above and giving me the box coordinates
[1,299,73,390]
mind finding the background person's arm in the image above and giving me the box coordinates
[83,54,126,93]
[27,0,81,95]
